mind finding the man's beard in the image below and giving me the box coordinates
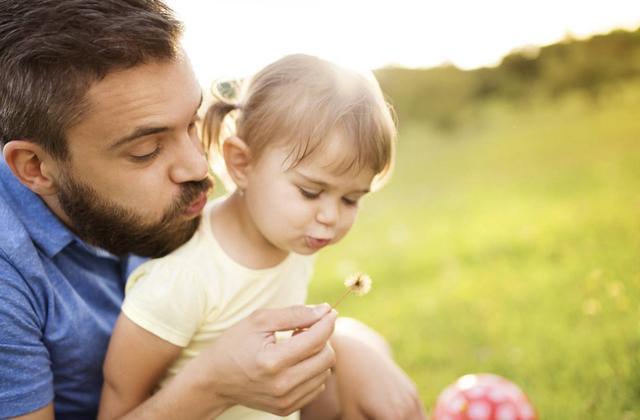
[56,171,213,258]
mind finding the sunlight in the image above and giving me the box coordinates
[167,0,640,88]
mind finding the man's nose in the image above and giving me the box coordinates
[169,133,209,184]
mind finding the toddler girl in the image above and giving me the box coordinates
[99,54,396,419]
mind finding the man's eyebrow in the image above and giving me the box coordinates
[108,126,169,150]
[108,93,203,151]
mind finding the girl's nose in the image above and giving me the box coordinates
[316,199,339,227]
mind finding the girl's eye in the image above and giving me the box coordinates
[130,147,161,162]
[299,187,321,199]
[342,197,359,206]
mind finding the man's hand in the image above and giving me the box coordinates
[331,318,426,420]
[167,304,338,418]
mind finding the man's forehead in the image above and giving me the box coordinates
[67,56,202,149]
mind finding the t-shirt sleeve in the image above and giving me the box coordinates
[121,256,211,347]
[0,257,53,417]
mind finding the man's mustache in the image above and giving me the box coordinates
[164,177,214,221]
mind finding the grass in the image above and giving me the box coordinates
[307,82,640,419]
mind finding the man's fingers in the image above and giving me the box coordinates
[281,381,329,415]
[255,312,336,378]
[272,309,337,366]
[251,304,331,332]
[271,370,332,416]
[234,367,328,415]
[281,343,336,391]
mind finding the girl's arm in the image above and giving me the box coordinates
[98,313,182,420]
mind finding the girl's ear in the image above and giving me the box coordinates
[2,140,60,196]
[222,136,252,189]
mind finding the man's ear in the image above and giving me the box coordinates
[2,140,60,195]
[222,136,252,189]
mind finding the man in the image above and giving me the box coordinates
[0,1,424,419]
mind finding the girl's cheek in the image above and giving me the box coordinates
[340,214,358,237]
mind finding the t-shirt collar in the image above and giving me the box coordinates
[0,158,118,260]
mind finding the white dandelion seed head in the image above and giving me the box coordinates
[344,272,372,296]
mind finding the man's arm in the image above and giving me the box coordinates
[10,304,336,420]
[0,260,54,420]
[111,304,336,419]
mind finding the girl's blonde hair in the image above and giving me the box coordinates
[202,54,396,190]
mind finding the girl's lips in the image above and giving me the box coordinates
[306,236,331,250]
[184,192,207,216]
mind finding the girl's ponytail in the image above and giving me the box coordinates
[201,100,238,156]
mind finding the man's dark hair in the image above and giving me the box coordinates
[0,0,183,160]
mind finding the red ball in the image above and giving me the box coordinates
[432,373,537,420]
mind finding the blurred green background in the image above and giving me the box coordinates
[306,28,640,419]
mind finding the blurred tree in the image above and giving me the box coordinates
[376,27,640,130]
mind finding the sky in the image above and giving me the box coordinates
[166,0,640,87]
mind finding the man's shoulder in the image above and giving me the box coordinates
[0,163,74,267]
[0,201,45,308]
[0,211,46,339]
[0,193,35,267]
[0,188,57,315]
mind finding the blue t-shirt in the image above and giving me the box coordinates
[0,159,146,419]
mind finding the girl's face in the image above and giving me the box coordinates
[243,132,375,256]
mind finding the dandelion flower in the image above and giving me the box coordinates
[344,272,372,296]
[332,272,372,308]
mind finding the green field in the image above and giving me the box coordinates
[307,82,640,419]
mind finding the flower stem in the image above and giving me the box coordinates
[332,288,352,309]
